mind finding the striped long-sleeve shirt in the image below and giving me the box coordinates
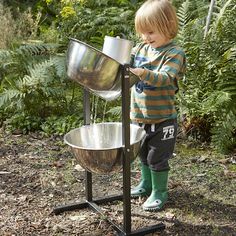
[130,41,186,124]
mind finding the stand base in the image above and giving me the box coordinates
[53,194,165,236]
[56,68,166,235]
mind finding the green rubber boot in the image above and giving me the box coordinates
[131,163,152,197]
[143,170,168,211]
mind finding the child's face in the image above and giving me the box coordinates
[141,30,170,48]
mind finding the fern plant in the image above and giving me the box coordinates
[0,41,84,132]
[177,0,236,153]
[49,0,142,46]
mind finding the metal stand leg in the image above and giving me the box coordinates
[122,64,132,234]
[83,89,93,202]
[53,67,165,235]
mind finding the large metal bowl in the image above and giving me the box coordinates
[64,122,146,174]
[66,38,139,101]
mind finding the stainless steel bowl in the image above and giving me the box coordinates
[64,122,146,174]
[66,38,139,101]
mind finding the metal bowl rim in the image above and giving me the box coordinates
[69,38,121,65]
[64,122,145,150]
[68,38,137,79]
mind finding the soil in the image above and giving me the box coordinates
[0,130,235,236]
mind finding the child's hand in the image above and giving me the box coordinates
[130,67,145,77]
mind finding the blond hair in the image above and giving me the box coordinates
[135,0,178,39]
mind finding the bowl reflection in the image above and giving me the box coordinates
[64,122,146,174]
[66,38,139,101]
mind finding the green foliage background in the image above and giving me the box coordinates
[0,0,235,154]
[176,0,236,153]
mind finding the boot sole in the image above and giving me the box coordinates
[131,193,150,198]
[143,206,161,211]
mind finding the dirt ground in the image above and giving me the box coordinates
[0,130,235,236]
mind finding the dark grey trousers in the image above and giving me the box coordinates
[138,119,178,171]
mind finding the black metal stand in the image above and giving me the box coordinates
[53,64,165,235]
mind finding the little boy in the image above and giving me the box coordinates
[130,0,186,211]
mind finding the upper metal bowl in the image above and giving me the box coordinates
[66,38,139,101]
[64,122,146,174]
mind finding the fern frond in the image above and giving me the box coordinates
[107,106,122,118]
[0,88,23,107]
[50,55,66,79]
[16,43,61,56]
[222,83,236,95]
[177,0,190,27]
[0,49,11,61]
[201,91,231,114]
[223,47,236,61]
[211,110,236,154]
[211,0,234,33]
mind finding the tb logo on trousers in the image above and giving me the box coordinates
[161,125,175,140]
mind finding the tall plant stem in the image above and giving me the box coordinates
[204,0,215,38]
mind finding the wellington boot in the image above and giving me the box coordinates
[143,170,168,211]
[131,163,151,197]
